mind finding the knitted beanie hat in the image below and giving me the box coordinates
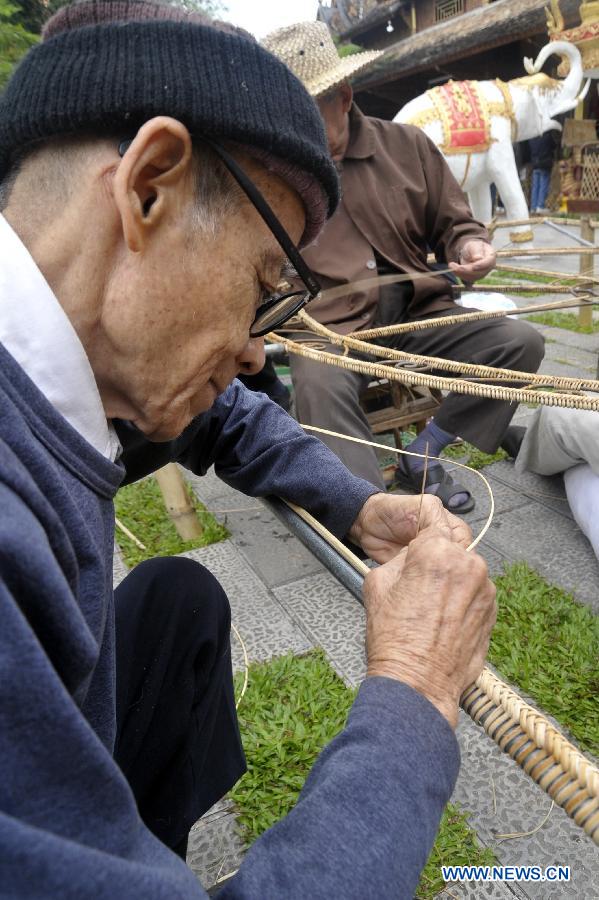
[0,1,338,245]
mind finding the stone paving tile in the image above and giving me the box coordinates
[543,341,598,372]
[181,542,312,669]
[538,358,595,379]
[479,542,511,578]
[187,468,325,588]
[478,503,599,612]
[273,570,366,687]
[440,464,525,533]
[187,798,245,890]
[535,325,599,354]
[216,504,325,589]
[184,466,245,510]
[437,884,523,899]
[488,461,573,521]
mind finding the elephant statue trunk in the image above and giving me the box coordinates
[523,40,589,125]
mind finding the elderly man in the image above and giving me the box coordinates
[264,22,545,513]
[0,2,496,897]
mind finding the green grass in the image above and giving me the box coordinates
[114,475,229,567]
[231,650,494,898]
[442,440,508,470]
[490,562,599,757]
[526,311,599,334]
[482,268,578,287]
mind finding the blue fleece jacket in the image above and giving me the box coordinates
[0,342,459,898]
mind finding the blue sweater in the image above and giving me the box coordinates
[0,343,459,898]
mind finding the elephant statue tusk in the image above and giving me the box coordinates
[577,77,592,104]
[523,55,536,75]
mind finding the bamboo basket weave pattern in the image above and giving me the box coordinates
[580,144,599,201]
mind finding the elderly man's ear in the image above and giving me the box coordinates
[112,116,194,253]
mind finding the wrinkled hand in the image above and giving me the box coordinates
[348,492,471,563]
[364,530,496,727]
[449,239,496,284]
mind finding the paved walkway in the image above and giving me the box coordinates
[114,223,599,895]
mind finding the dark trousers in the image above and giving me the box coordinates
[290,288,545,489]
[114,557,245,855]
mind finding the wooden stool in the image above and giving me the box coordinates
[361,376,442,450]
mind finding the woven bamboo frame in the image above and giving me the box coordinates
[294,309,599,395]
[285,502,599,846]
[274,329,599,411]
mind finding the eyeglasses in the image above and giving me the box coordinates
[118,137,321,338]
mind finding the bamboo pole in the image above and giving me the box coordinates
[491,216,599,230]
[579,216,595,329]
[154,464,203,540]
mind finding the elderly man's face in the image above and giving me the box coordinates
[93,125,305,441]
[317,82,353,162]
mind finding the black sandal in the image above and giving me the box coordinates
[392,456,475,515]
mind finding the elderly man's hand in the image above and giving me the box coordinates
[348,492,471,563]
[364,531,496,727]
[449,239,496,284]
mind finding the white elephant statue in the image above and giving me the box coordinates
[395,41,590,243]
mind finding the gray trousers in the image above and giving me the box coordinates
[290,296,545,490]
[517,404,599,476]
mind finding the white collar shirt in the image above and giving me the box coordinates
[0,214,121,462]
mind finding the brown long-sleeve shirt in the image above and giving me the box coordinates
[302,105,490,334]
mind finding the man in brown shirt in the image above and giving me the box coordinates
[263,23,545,512]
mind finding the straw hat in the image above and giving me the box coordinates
[263,21,382,99]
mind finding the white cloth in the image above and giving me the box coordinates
[564,464,599,560]
[516,403,599,477]
[456,291,518,315]
[516,403,599,562]
[0,215,120,461]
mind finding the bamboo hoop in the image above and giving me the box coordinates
[282,499,599,846]
[294,310,599,392]
[490,217,599,230]
[272,334,599,411]
[465,283,586,294]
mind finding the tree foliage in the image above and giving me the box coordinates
[0,0,38,89]
[0,0,229,90]
[167,0,228,15]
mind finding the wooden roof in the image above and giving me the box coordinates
[318,1,404,38]
[353,0,581,90]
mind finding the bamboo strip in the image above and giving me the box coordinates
[497,248,599,257]
[341,297,597,341]
[496,264,599,283]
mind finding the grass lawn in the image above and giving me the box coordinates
[442,440,508,470]
[491,562,599,757]
[231,650,494,899]
[114,475,229,567]
[526,311,599,335]
[482,268,582,285]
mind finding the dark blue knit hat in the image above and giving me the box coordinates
[0,4,339,237]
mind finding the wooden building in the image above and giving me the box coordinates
[318,0,583,117]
